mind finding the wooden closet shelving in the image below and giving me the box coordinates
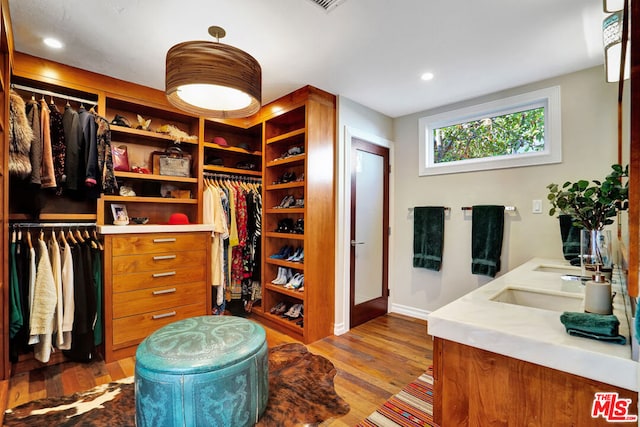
[251,86,336,344]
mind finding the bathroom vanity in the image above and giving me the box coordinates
[428,258,637,426]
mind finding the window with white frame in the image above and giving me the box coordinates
[418,86,562,176]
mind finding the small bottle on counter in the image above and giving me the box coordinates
[584,265,613,315]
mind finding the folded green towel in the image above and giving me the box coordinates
[413,206,445,271]
[560,312,625,344]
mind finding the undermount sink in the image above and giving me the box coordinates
[534,264,582,275]
[490,286,584,312]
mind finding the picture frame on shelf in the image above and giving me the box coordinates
[111,203,129,225]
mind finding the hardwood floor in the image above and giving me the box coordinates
[1,313,433,426]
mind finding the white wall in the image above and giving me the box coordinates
[335,96,394,334]
[392,66,620,318]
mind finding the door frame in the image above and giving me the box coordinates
[336,126,394,333]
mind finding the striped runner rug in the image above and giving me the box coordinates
[357,366,439,427]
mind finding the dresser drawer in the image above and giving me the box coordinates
[111,250,206,275]
[111,232,208,256]
[112,281,205,318]
[112,302,206,349]
[113,266,206,293]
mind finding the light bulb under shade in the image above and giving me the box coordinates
[166,40,261,118]
[603,11,630,82]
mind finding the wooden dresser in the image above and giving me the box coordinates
[101,226,212,362]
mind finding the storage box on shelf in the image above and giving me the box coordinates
[102,231,211,362]
[98,96,202,225]
[254,87,336,344]
[203,119,262,177]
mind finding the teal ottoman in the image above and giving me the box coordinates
[135,316,268,427]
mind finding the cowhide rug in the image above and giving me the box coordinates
[3,343,349,427]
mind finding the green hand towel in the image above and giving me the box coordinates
[560,312,625,344]
[471,205,504,277]
[413,206,445,271]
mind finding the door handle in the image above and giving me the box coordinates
[350,240,365,246]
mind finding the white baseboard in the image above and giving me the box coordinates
[389,303,431,321]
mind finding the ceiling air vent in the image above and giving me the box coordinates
[308,0,347,11]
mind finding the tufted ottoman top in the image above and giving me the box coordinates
[136,316,267,374]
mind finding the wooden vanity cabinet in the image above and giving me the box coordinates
[433,337,637,426]
[102,231,211,362]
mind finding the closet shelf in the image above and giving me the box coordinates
[101,195,198,204]
[264,231,305,240]
[110,125,198,145]
[266,182,305,190]
[265,208,304,214]
[266,258,304,269]
[266,128,305,145]
[9,213,98,221]
[265,283,305,298]
[203,142,262,156]
[203,165,262,177]
[262,312,304,334]
[114,171,197,183]
[266,154,306,168]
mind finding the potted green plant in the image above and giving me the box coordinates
[546,164,628,272]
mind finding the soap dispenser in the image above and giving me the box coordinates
[584,266,613,315]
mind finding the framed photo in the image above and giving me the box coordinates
[111,204,129,224]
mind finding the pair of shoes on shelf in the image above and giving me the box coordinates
[272,267,293,285]
[293,218,304,234]
[286,247,304,262]
[294,197,304,208]
[276,218,294,233]
[283,303,303,320]
[270,245,294,259]
[272,171,296,184]
[284,273,304,290]
[270,301,288,315]
[274,195,295,209]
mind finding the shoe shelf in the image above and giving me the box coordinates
[266,154,306,168]
[265,207,304,214]
[263,312,304,335]
[266,182,305,191]
[265,283,305,298]
[266,258,304,269]
[264,231,304,240]
[265,128,305,145]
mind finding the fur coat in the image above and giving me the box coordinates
[9,90,34,179]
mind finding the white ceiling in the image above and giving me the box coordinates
[8,0,607,118]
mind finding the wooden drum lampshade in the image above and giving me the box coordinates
[165,26,261,119]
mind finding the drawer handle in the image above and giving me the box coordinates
[152,311,176,320]
[153,238,177,243]
[153,288,177,295]
[153,255,177,260]
[152,271,176,278]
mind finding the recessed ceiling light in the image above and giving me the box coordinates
[421,72,434,81]
[43,37,63,49]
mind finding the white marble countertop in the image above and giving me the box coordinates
[428,257,637,391]
[98,224,214,234]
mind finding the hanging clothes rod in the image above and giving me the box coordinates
[461,206,516,211]
[11,83,98,106]
[10,222,97,228]
[203,171,262,182]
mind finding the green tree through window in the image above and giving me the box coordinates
[433,107,545,163]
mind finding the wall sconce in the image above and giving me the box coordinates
[603,11,630,82]
[165,26,261,118]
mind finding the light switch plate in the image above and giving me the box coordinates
[532,199,543,214]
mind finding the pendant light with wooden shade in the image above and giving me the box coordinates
[165,26,261,119]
